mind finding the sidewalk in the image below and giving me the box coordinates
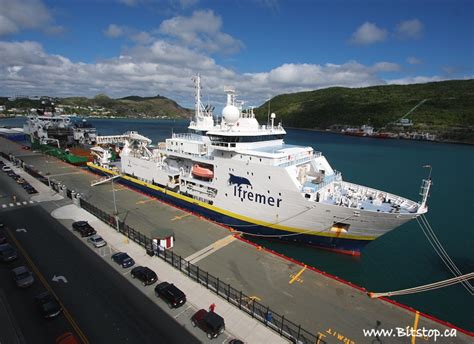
[52,204,288,344]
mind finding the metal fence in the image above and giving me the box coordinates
[1,150,325,344]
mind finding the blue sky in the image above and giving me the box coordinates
[0,0,472,107]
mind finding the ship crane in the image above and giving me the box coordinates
[391,98,429,127]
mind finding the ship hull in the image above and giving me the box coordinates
[88,163,371,255]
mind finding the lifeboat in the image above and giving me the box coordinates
[191,164,214,179]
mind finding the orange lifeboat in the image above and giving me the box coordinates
[192,164,214,179]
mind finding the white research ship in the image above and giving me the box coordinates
[88,75,431,255]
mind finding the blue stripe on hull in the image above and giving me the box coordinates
[89,167,369,254]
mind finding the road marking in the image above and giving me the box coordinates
[282,291,294,298]
[185,235,236,264]
[171,213,191,221]
[16,228,27,233]
[52,275,68,284]
[136,199,154,205]
[411,311,420,344]
[289,265,306,284]
[6,228,89,344]
[241,295,261,308]
[316,332,326,344]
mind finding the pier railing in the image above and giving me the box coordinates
[2,150,326,344]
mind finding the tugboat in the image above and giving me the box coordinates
[87,75,431,255]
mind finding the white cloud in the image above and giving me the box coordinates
[372,62,401,72]
[178,0,199,9]
[159,10,244,54]
[0,39,448,108]
[407,56,422,65]
[387,76,443,85]
[104,24,154,44]
[396,19,424,39]
[104,24,125,38]
[349,22,387,46]
[118,0,139,6]
[0,0,52,36]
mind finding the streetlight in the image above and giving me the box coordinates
[111,176,120,230]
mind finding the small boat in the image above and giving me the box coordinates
[192,164,213,179]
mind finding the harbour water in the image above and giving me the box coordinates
[2,117,473,331]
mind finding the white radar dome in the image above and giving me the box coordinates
[222,105,240,124]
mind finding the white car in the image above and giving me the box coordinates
[87,234,107,248]
[2,166,12,172]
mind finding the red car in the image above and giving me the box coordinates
[191,309,225,339]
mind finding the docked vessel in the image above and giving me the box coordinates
[23,100,97,165]
[88,75,431,255]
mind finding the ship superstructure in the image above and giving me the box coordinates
[89,76,430,255]
[24,100,97,147]
[23,100,98,165]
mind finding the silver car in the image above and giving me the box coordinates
[12,266,34,288]
[87,234,107,248]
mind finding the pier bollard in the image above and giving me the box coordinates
[75,193,81,207]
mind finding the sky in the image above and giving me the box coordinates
[0,0,473,108]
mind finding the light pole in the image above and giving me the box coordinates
[111,177,119,230]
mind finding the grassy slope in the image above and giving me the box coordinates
[255,80,474,132]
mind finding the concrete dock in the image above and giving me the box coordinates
[1,137,472,344]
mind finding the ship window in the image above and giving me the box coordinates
[268,176,271,179]
[225,193,228,197]
[259,158,262,162]
[305,194,311,199]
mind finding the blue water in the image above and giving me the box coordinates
[2,117,473,331]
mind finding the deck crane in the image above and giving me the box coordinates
[392,98,429,127]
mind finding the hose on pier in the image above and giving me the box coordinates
[369,272,474,298]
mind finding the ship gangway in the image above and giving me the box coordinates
[96,131,152,145]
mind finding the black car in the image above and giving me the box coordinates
[0,243,18,262]
[111,252,135,268]
[131,266,157,286]
[24,185,38,194]
[154,282,186,308]
[0,232,6,244]
[72,221,96,237]
[35,291,62,318]
[191,309,225,339]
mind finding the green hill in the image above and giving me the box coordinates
[0,94,191,119]
[62,94,191,118]
[255,79,474,142]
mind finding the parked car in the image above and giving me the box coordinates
[55,332,79,344]
[0,243,18,262]
[191,309,225,339]
[2,166,12,172]
[111,252,135,268]
[10,173,21,181]
[72,221,96,237]
[228,340,244,344]
[35,291,62,318]
[131,266,157,286]
[154,282,186,308]
[16,177,26,184]
[0,232,6,244]
[87,234,107,248]
[11,266,34,287]
[24,185,38,194]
